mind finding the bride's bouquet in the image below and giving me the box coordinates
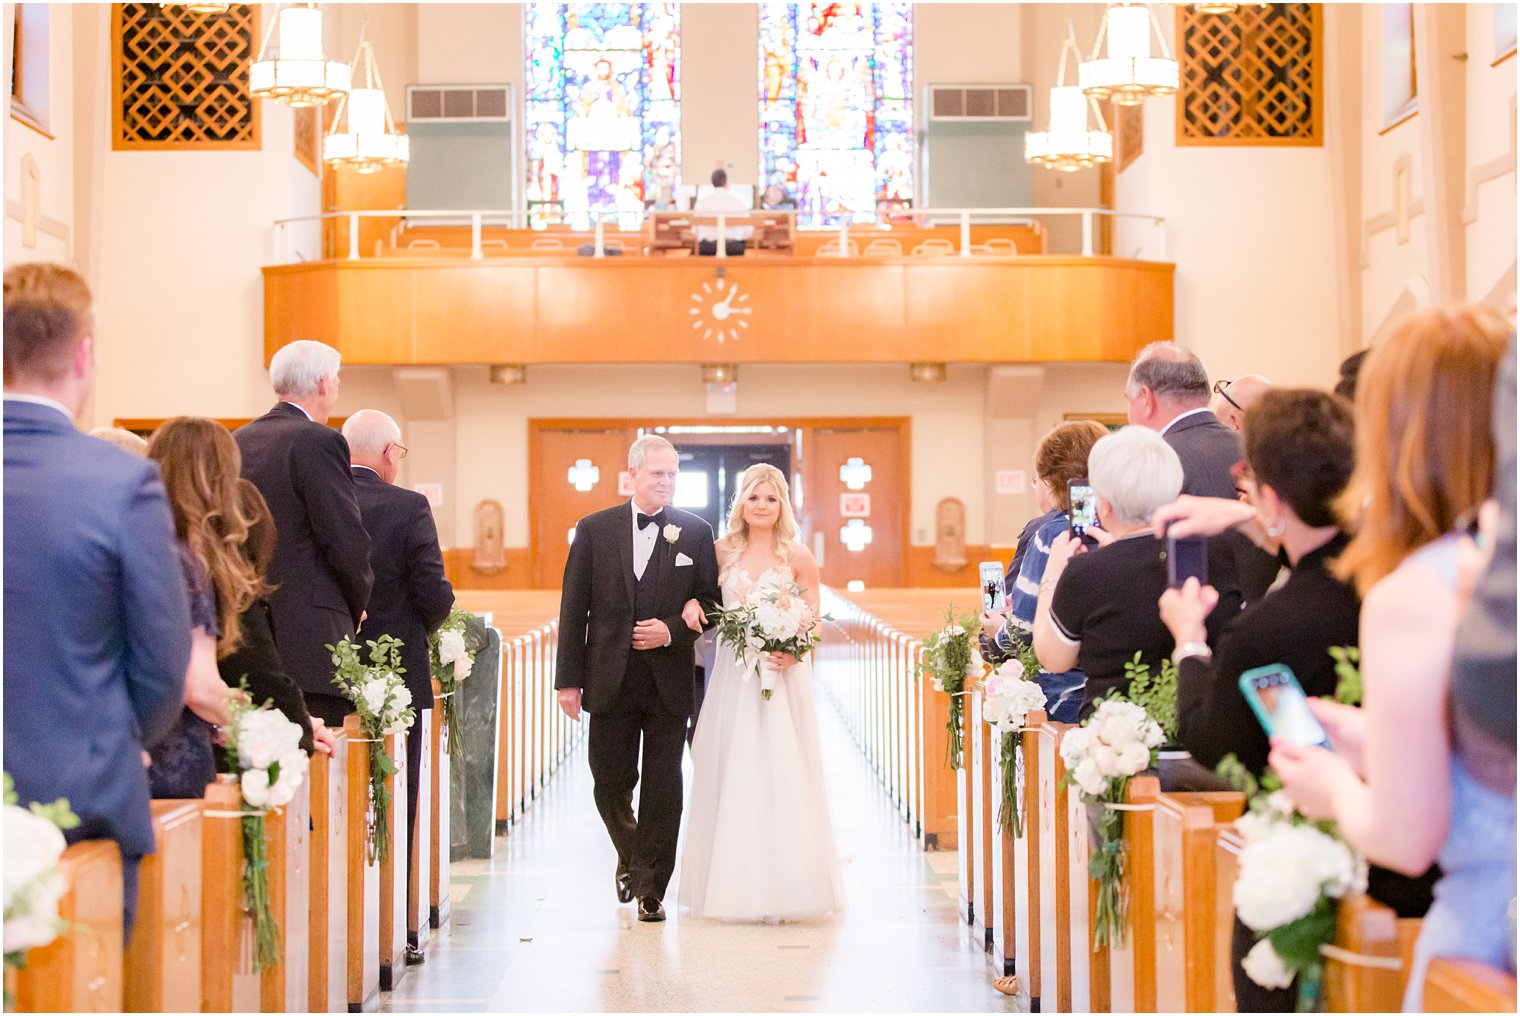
[709,582,823,700]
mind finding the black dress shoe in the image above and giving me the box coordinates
[637,896,666,923]
[616,863,634,904]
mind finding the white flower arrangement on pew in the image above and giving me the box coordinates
[980,651,1047,838]
[222,692,309,972]
[330,636,415,866]
[429,607,489,765]
[707,583,824,702]
[1058,697,1165,949]
[919,609,985,771]
[1218,757,1367,1011]
[3,771,79,987]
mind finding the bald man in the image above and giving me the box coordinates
[1209,374,1273,432]
[344,409,453,957]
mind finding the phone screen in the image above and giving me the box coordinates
[979,561,1007,613]
[1238,665,1331,749]
[1068,482,1097,537]
[1167,535,1209,589]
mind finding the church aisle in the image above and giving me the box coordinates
[383,697,1025,1013]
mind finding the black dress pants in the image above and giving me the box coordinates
[304,691,352,727]
[587,657,687,901]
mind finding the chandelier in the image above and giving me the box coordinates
[1080,3,1179,106]
[323,32,408,173]
[1179,2,1267,13]
[250,3,350,108]
[1026,28,1112,172]
[180,3,230,13]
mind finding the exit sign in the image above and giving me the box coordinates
[995,470,1026,495]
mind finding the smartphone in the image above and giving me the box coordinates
[1166,534,1209,589]
[979,561,1007,613]
[1238,664,1332,749]
[1068,481,1098,539]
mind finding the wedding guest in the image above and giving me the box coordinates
[236,340,373,725]
[344,408,454,949]
[1269,305,1511,1009]
[4,263,190,933]
[982,420,1107,721]
[146,418,261,797]
[1333,348,1368,401]
[1032,425,1240,720]
[1207,374,1272,432]
[217,479,326,757]
[89,424,148,456]
[1124,342,1239,498]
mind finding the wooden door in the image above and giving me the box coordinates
[805,427,906,588]
[532,427,634,587]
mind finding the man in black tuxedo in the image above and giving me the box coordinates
[344,408,454,949]
[236,340,373,724]
[555,435,720,922]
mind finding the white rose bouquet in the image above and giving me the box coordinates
[222,694,308,971]
[429,607,489,765]
[3,772,79,979]
[919,608,985,771]
[1058,697,1164,948]
[331,636,417,865]
[1219,758,1367,1010]
[981,653,1047,838]
[708,582,824,701]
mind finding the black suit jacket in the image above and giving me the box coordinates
[350,466,455,704]
[235,403,373,696]
[555,504,721,717]
[1163,411,1242,500]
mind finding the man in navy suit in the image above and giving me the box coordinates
[3,264,191,932]
[344,408,454,952]
[236,340,373,725]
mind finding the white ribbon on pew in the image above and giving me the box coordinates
[1318,943,1405,970]
[1101,802,1157,812]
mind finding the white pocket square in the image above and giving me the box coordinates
[675,553,694,567]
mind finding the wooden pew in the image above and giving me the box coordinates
[1107,775,1161,1013]
[12,840,124,1013]
[1009,713,1046,1005]
[261,778,311,1010]
[970,684,997,947]
[922,670,959,850]
[988,710,1045,985]
[1038,721,1074,1012]
[1068,772,1112,1012]
[378,729,409,990]
[125,800,202,1013]
[1151,791,1245,1013]
[1323,893,1406,1011]
[1423,957,1519,1012]
[345,715,380,1013]
[1212,826,1246,1012]
[309,725,349,1013]
[408,708,433,957]
[201,777,260,1012]
[957,692,977,926]
[430,684,452,930]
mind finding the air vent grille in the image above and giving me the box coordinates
[406,84,511,123]
[926,84,1032,122]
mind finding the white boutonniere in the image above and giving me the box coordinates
[663,523,681,545]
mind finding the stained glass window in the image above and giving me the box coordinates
[759,3,913,229]
[525,4,680,229]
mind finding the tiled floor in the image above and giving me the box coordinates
[382,698,1028,1013]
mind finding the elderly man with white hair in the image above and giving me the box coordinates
[235,340,373,725]
[1031,427,1242,764]
[345,409,453,950]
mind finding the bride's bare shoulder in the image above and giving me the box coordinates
[787,541,819,575]
[714,535,734,556]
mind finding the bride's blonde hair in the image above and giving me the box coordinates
[721,464,800,580]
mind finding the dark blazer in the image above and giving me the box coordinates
[555,504,721,716]
[1163,410,1242,500]
[235,402,373,696]
[218,600,315,754]
[350,466,455,704]
[3,400,191,860]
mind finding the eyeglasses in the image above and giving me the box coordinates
[389,443,408,459]
[1213,379,1242,412]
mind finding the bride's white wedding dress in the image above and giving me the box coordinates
[677,563,845,921]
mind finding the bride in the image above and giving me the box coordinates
[676,464,845,921]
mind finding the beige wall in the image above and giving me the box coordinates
[3,3,75,265]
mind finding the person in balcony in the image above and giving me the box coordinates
[695,168,752,257]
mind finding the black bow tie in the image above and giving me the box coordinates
[637,510,667,531]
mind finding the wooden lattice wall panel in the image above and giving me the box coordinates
[113,3,260,150]
[294,106,320,174]
[1176,3,1322,146]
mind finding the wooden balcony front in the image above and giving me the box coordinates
[262,254,1174,366]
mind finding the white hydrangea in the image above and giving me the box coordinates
[3,805,68,955]
[1058,698,1163,799]
[755,599,805,641]
[437,629,468,667]
[1233,821,1365,931]
[1241,938,1295,990]
[452,653,473,682]
[963,647,986,678]
[982,662,1048,735]
[361,677,391,716]
[240,767,271,808]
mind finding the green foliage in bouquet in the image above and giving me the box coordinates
[1115,651,1179,746]
[330,636,415,865]
[918,607,982,771]
[1329,645,1362,706]
[429,607,490,765]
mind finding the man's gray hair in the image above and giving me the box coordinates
[1125,341,1210,405]
[270,339,342,398]
[342,409,401,459]
[629,434,677,470]
[1088,425,1183,526]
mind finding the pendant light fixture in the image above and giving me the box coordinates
[1026,26,1113,172]
[323,27,408,173]
[180,3,231,13]
[1080,3,1179,106]
[250,3,350,108]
